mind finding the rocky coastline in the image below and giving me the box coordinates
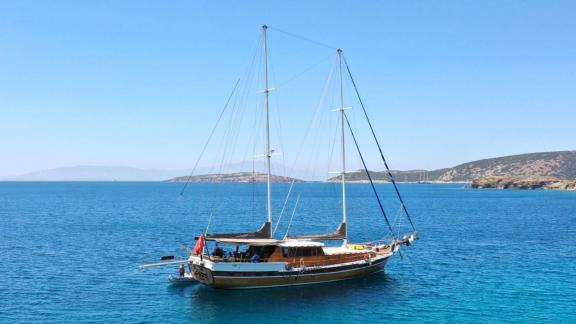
[470,176,576,191]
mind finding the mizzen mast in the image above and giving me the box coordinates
[337,48,348,244]
[262,24,273,234]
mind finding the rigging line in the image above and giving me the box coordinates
[327,112,341,209]
[179,78,241,197]
[302,55,338,181]
[323,56,341,208]
[251,158,256,223]
[267,26,337,50]
[396,207,404,238]
[222,79,250,169]
[276,55,332,88]
[221,64,253,171]
[327,108,340,174]
[342,55,416,231]
[201,35,262,228]
[275,55,337,225]
[209,71,243,175]
[207,34,259,177]
[277,52,335,187]
[273,179,295,235]
[268,54,288,178]
[249,86,265,215]
[244,77,262,222]
[283,194,301,239]
[207,52,257,218]
[204,210,214,235]
[276,54,336,225]
[233,33,262,171]
[343,112,396,239]
[391,204,404,238]
[219,62,255,175]
[242,56,264,165]
[215,87,240,174]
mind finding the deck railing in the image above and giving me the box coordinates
[203,248,392,268]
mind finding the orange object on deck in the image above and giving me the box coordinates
[194,235,205,255]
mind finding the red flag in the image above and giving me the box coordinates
[194,234,205,255]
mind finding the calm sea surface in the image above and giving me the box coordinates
[0,182,574,323]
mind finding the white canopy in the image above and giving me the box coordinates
[277,240,324,247]
[213,238,281,246]
[212,238,324,247]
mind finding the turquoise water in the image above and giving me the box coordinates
[1,182,575,323]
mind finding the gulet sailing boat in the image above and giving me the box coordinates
[140,25,418,289]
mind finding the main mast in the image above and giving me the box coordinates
[337,48,348,244]
[262,25,273,233]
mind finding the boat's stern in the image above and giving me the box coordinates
[191,261,215,285]
[190,257,288,287]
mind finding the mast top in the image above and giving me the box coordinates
[262,24,268,30]
[337,48,342,53]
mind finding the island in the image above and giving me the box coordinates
[165,172,303,183]
[470,176,576,191]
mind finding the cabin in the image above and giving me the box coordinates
[204,239,389,268]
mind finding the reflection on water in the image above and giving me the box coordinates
[166,273,402,323]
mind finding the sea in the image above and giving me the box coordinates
[0,182,574,323]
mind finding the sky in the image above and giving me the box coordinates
[1,1,575,177]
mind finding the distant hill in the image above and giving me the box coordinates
[2,162,315,181]
[329,151,576,182]
[1,166,188,181]
[166,172,303,183]
[6,151,575,182]
[435,151,576,181]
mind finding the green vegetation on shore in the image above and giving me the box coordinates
[330,151,576,183]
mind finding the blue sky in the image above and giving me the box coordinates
[1,1,575,177]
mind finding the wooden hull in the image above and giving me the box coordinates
[191,256,389,289]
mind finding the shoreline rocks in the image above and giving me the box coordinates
[470,176,576,191]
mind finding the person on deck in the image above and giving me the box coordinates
[251,254,260,263]
[178,264,185,277]
[233,245,240,261]
[212,244,224,258]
